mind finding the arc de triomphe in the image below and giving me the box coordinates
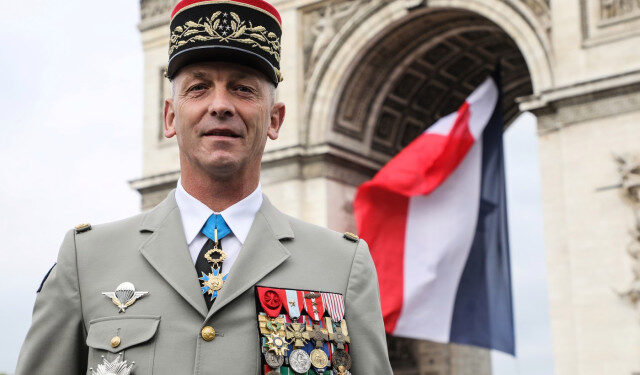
[131,0,640,373]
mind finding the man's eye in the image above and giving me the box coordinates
[189,84,207,92]
[236,85,254,93]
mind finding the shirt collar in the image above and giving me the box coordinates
[175,179,263,246]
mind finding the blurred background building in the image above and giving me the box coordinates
[132,0,640,374]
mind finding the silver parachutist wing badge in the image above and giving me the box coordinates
[102,282,148,313]
[90,354,134,375]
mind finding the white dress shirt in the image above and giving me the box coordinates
[174,179,263,276]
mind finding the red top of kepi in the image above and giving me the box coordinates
[171,0,281,24]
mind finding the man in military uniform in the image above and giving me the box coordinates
[16,0,392,374]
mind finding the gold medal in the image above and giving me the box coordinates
[285,322,310,348]
[258,315,286,336]
[309,348,329,369]
[265,332,289,356]
[199,267,228,301]
[202,272,224,291]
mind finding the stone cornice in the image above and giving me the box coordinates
[129,170,180,192]
[260,144,379,187]
[139,0,176,32]
[519,68,640,111]
[129,143,380,193]
[518,69,640,134]
[139,13,170,32]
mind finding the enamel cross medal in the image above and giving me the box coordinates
[199,228,228,301]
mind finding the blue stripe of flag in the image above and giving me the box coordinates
[448,70,515,355]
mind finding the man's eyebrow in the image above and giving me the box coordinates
[181,69,260,84]
[185,71,211,80]
[228,71,260,82]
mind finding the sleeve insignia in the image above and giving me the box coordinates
[37,263,56,293]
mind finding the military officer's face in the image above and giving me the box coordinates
[163,61,285,180]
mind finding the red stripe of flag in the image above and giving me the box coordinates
[354,102,474,333]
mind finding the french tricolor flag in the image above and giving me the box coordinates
[354,75,515,354]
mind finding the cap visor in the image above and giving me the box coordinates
[167,45,278,85]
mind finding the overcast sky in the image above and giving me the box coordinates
[0,1,553,374]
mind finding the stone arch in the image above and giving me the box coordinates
[300,3,552,371]
[304,0,553,160]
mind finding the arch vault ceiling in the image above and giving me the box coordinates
[334,9,533,156]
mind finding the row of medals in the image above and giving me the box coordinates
[201,234,351,374]
[259,314,352,375]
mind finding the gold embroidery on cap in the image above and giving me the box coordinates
[274,67,283,83]
[169,11,281,63]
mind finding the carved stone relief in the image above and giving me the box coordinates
[600,0,640,21]
[140,0,177,21]
[581,0,640,46]
[517,0,551,30]
[615,154,640,313]
[301,0,390,86]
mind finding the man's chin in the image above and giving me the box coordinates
[201,159,242,179]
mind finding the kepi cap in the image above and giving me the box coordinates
[167,0,283,85]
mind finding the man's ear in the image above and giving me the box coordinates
[164,98,176,138]
[267,102,285,140]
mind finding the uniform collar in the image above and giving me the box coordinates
[175,179,263,246]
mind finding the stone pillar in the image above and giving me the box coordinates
[388,336,492,375]
[523,76,640,375]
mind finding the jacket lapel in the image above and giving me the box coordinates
[208,195,294,318]
[138,191,209,318]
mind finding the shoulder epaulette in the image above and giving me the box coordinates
[343,232,359,242]
[74,223,92,233]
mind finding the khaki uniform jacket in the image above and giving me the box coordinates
[16,191,393,374]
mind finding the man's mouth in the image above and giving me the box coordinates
[203,129,241,138]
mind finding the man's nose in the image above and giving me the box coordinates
[207,88,235,118]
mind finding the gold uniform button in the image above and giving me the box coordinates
[110,336,121,348]
[201,326,216,341]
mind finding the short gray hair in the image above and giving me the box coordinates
[267,82,276,105]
